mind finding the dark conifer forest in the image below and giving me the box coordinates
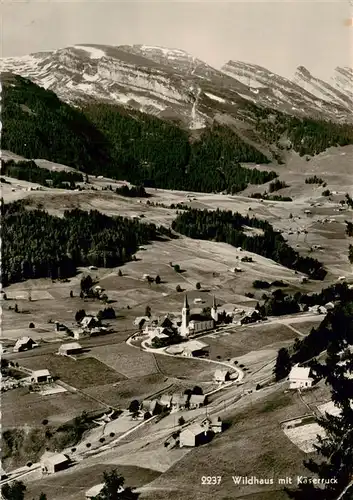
[1,200,167,286]
[3,74,353,195]
[172,208,326,279]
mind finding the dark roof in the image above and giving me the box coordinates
[189,314,212,322]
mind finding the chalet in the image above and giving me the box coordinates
[288,365,314,389]
[31,369,52,384]
[73,328,89,340]
[41,452,70,474]
[81,316,100,330]
[134,316,149,329]
[141,399,161,415]
[171,393,189,411]
[180,340,209,358]
[13,337,38,353]
[209,416,223,434]
[86,483,124,499]
[214,369,230,384]
[179,424,207,447]
[189,394,207,409]
[158,394,172,409]
[157,316,174,329]
[54,322,67,332]
[58,342,83,356]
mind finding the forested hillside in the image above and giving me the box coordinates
[1,200,168,286]
[3,74,353,194]
[246,102,353,155]
[1,74,110,171]
[172,208,326,279]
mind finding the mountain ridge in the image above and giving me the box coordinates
[1,43,352,127]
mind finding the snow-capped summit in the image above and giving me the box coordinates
[0,43,352,126]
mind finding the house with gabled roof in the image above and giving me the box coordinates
[171,393,189,411]
[189,394,207,409]
[158,394,172,409]
[179,424,207,447]
[58,342,83,356]
[31,369,52,384]
[13,337,38,353]
[41,451,70,474]
[141,399,162,415]
[288,364,314,389]
[214,369,230,384]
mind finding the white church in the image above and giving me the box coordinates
[180,295,218,337]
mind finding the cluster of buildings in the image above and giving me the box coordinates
[137,295,220,342]
[141,391,208,416]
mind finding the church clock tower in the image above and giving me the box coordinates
[181,294,190,336]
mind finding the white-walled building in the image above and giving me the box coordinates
[180,295,216,337]
[31,369,52,384]
[289,365,314,389]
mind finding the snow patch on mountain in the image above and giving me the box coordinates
[74,45,106,59]
[204,92,226,103]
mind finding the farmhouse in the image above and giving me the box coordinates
[141,399,161,415]
[85,483,124,499]
[158,394,172,409]
[189,394,207,409]
[13,337,38,353]
[81,316,100,329]
[289,365,314,389]
[41,451,70,474]
[31,369,52,384]
[202,416,223,434]
[180,295,217,337]
[179,424,207,447]
[181,340,209,358]
[58,342,83,356]
[214,369,230,384]
[171,393,189,411]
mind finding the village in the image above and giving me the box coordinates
[1,143,352,499]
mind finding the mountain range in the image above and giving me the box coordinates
[1,43,352,128]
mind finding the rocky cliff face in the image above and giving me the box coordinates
[222,60,353,123]
[1,44,352,127]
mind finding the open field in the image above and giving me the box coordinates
[24,464,161,500]
[84,374,173,408]
[154,354,219,382]
[18,354,125,389]
[203,322,298,360]
[89,342,158,378]
[2,388,104,427]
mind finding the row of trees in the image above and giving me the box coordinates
[115,185,149,198]
[2,201,165,286]
[172,208,326,279]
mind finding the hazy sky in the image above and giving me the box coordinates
[1,1,352,78]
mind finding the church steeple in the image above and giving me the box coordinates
[181,294,190,336]
[211,295,218,322]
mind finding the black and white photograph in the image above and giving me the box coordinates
[0,0,353,499]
